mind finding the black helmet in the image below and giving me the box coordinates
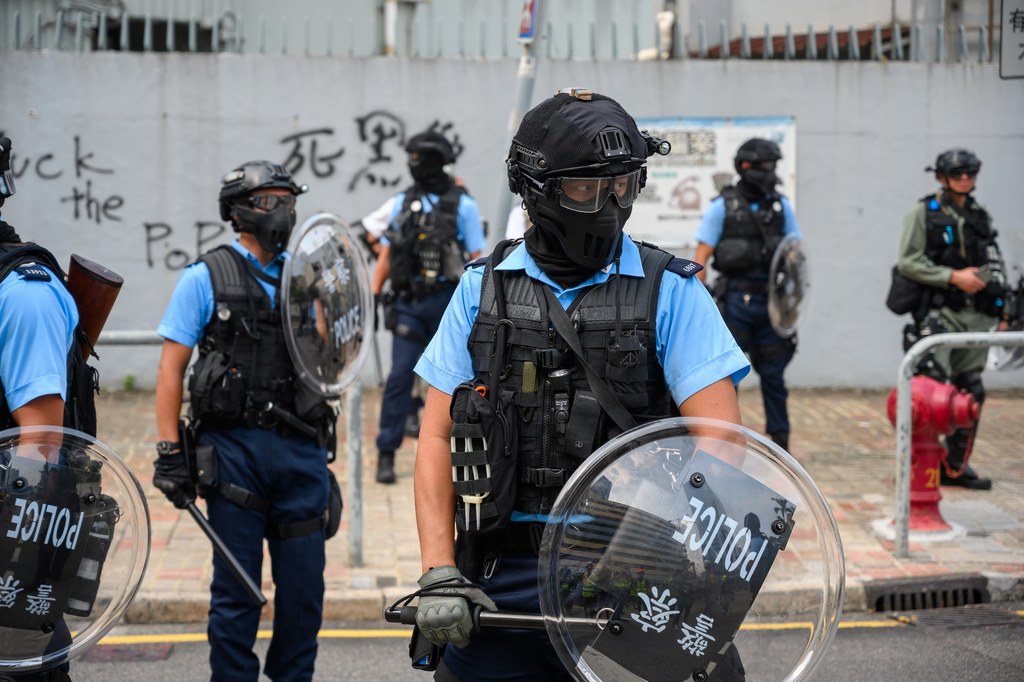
[218,161,307,254]
[405,130,456,165]
[926,148,981,176]
[507,89,668,272]
[733,138,782,172]
[734,138,782,195]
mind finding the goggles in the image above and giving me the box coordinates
[945,166,978,179]
[552,169,642,213]
[245,194,296,212]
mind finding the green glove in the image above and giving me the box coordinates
[415,566,496,648]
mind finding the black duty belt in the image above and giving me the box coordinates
[727,278,769,295]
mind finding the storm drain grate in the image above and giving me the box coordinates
[864,573,989,612]
[891,605,1024,629]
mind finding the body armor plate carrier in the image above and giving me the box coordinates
[920,193,1006,317]
[386,185,467,299]
[455,241,698,523]
[712,186,785,281]
[189,245,322,430]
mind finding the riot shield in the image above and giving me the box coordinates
[282,213,373,397]
[767,235,809,338]
[0,427,150,676]
[538,418,843,682]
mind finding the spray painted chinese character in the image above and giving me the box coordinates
[280,129,346,179]
[348,111,406,191]
[26,584,56,616]
[0,576,23,609]
[630,585,680,633]
[677,613,716,656]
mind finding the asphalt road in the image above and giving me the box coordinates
[46,606,1024,681]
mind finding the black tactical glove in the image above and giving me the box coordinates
[415,566,496,648]
[153,443,195,510]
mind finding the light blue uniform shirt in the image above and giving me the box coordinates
[694,194,802,247]
[379,190,487,255]
[0,264,79,411]
[415,235,750,407]
[157,240,286,348]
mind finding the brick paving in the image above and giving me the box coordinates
[94,385,1024,623]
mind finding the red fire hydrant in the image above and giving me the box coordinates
[887,376,979,531]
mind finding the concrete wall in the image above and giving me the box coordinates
[1,52,1021,389]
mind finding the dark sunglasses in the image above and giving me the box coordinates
[245,194,296,211]
[945,167,978,179]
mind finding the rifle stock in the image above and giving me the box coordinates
[66,253,123,357]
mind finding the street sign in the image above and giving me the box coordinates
[518,0,539,43]
[1001,0,1024,79]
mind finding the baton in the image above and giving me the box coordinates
[384,605,603,631]
[263,402,320,441]
[186,501,268,607]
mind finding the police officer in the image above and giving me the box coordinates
[410,90,750,680]
[371,129,485,484]
[0,136,78,682]
[153,161,334,681]
[692,138,803,452]
[897,149,1010,490]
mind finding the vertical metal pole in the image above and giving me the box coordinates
[13,11,20,49]
[281,15,288,55]
[848,25,860,60]
[35,12,43,50]
[762,22,772,59]
[326,16,333,56]
[346,382,364,566]
[188,16,197,52]
[720,20,729,59]
[75,11,84,51]
[957,24,967,63]
[872,24,882,60]
[807,24,817,59]
[54,10,65,48]
[893,22,903,61]
[166,11,176,51]
[258,16,266,53]
[493,0,546,245]
[697,20,706,58]
[143,13,152,52]
[785,23,795,59]
[99,13,109,50]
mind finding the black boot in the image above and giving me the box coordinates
[942,428,992,490]
[376,450,396,484]
[769,432,790,452]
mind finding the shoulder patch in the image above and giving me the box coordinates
[665,257,703,279]
[13,263,51,281]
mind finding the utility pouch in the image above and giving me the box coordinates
[409,625,444,671]
[714,238,757,271]
[441,239,467,282]
[325,470,343,539]
[449,382,518,534]
[565,390,602,460]
[886,265,924,315]
[194,443,219,497]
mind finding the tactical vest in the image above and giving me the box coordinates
[712,186,786,279]
[0,243,97,435]
[920,193,1005,315]
[466,242,688,515]
[386,185,467,299]
[188,246,300,428]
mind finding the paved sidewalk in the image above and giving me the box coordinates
[98,386,1024,624]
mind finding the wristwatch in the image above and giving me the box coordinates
[156,440,181,456]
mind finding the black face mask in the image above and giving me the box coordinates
[525,193,628,287]
[409,155,452,195]
[738,168,778,196]
[234,204,296,254]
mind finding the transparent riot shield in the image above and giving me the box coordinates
[538,418,843,682]
[767,235,809,338]
[282,213,373,396]
[0,427,150,676]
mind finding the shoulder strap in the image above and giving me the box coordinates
[537,283,638,432]
[0,243,65,283]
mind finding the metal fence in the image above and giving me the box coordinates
[3,7,1000,64]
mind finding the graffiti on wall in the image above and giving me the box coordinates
[3,113,464,271]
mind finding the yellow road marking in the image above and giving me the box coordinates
[97,617,924,646]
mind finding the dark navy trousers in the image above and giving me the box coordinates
[376,287,456,453]
[201,425,328,682]
[722,289,795,438]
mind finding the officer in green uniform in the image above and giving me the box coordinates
[897,148,1011,490]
